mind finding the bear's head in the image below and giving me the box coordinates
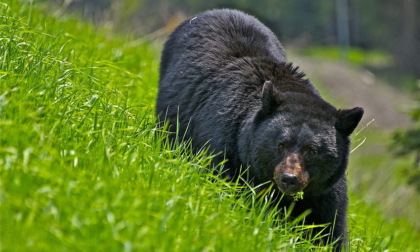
[239,80,364,197]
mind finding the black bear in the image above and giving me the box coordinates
[157,9,363,249]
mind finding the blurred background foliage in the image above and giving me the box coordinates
[51,0,419,80]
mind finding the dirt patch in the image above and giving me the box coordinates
[291,56,413,131]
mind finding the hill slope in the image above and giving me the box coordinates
[1,1,418,251]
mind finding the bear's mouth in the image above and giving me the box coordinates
[274,176,308,196]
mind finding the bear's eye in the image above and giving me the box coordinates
[278,143,286,151]
[304,147,317,157]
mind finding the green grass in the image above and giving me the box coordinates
[300,46,393,68]
[1,1,419,251]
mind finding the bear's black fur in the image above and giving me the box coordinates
[157,9,363,249]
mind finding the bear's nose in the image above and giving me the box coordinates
[280,173,298,192]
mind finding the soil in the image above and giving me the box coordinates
[291,56,413,131]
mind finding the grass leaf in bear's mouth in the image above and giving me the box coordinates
[293,191,304,201]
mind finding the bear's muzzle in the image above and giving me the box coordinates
[273,153,310,195]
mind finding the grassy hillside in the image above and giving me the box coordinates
[1,1,418,251]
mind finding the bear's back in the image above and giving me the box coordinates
[159,9,286,83]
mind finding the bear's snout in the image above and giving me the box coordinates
[274,153,310,195]
[279,173,299,193]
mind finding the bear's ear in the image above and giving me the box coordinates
[335,107,364,136]
[261,80,283,115]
